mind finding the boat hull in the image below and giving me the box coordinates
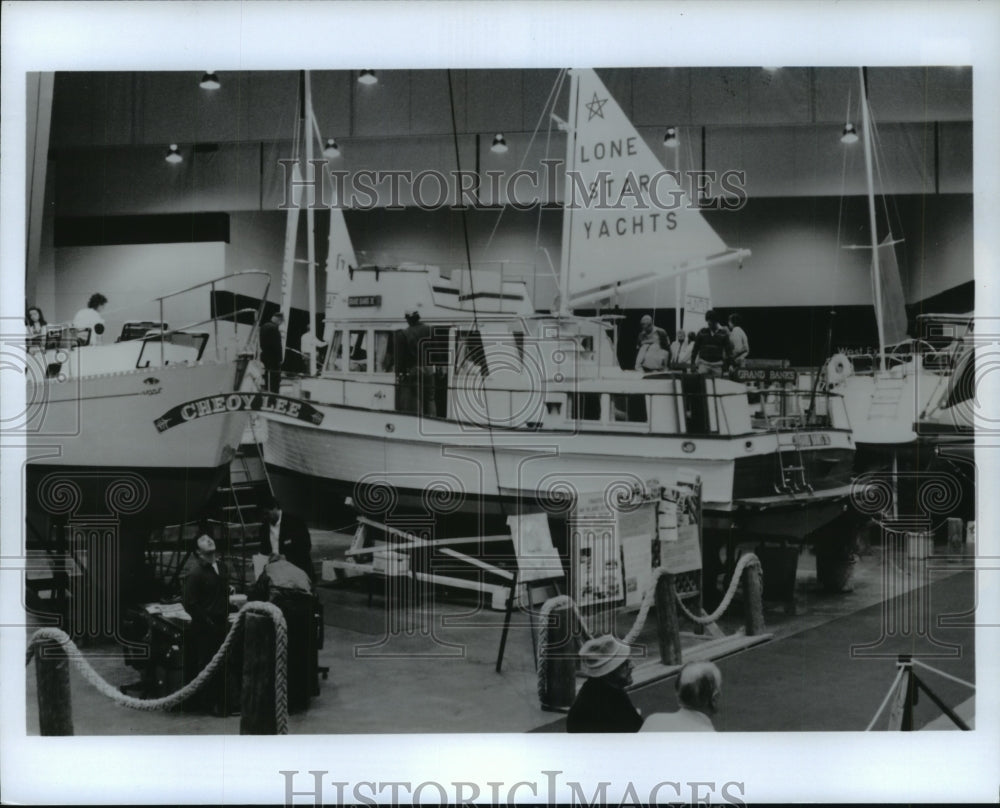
[262,403,855,540]
[24,359,248,537]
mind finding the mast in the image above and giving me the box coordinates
[304,70,318,344]
[557,68,580,318]
[858,66,885,371]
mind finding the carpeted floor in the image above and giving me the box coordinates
[535,568,976,732]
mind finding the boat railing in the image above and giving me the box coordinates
[287,371,848,437]
[149,271,271,366]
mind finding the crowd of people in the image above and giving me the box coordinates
[635,310,749,377]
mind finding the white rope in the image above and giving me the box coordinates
[675,553,761,625]
[623,567,669,644]
[865,665,906,732]
[27,601,289,733]
[912,658,976,691]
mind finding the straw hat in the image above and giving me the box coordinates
[579,635,632,678]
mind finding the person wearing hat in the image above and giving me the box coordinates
[566,634,643,733]
[396,308,436,416]
[640,661,722,732]
[182,526,237,715]
[635,314,669,371]
[259,310,285,392]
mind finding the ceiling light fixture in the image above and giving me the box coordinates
[841,122,859,144]
[357,70,378,86]
[165,143,183,164]
[490,133,509,154]
[199,71,221,90]
[663,127,679,148]
[323,138,341,158]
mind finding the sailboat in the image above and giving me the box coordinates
[261,69,858,557]
[825,68,971,471]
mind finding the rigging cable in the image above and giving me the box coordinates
[446,68,509,527]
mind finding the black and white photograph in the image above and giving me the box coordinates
[2,1,998,804]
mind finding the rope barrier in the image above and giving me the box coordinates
[535,595,591,706]
[864,665,906,731]
[27,601,289,734]
[536,554,761,705]
[912,659,976,691]
[675,553,761,625]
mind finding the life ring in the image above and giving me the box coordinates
[826,353,854,385]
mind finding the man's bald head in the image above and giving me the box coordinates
[676,661,722,715]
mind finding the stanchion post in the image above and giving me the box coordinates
[35,638,74,736]
[654,573,682,666]
[741,560,766,636]
[946,517,964,553]
[540,602,579,711]
[241,612,277,735]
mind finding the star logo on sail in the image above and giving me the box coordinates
[585,92,608,120]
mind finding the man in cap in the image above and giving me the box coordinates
[566,634,642,732]
[182,526,237,715]
[396,308,436,416]
[259,310,285,392]
[635,314,669,371]
[640,661,722,731]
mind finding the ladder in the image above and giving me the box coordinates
[215,416,273,587]
[774,424,811,494]
[868,376,907,421]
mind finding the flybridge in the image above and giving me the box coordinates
[325,264,535,321]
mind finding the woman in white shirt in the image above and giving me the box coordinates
[73,293,108,345]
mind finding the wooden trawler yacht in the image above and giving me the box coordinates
[260,68,859,570]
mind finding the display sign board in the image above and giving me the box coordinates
[618,504,656,609]
[570,491,621,608]
[506,513,564,583]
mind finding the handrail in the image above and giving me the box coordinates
[151,269,272,307]
[285,372,845,436]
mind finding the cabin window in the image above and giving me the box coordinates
[374,330,395,373]
[455,329,489,376]
[325,330,343,371]
[348,330,369,372]
[946,349,975,408]
[570,392,602,421]
[611,393,647,423]
[513,331,525,363]
[578,335,595,361]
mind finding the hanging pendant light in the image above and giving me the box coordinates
[841,122,859,144]
[357,70,378,86]
[165,143,183,164]
[490,133,508,154]
[199,71,221,90]
[663,127,679,148]
[323,138,341,158]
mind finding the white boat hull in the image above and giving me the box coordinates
[25,357,248,533]
[261,401,856,538]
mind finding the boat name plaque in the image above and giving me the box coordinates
[348,295,382,307]
[153,393,324,432]
[733,368,798,384]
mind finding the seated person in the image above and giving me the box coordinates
[248,556,318,712]
[640,661,722,732]
[566,635,642,733]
